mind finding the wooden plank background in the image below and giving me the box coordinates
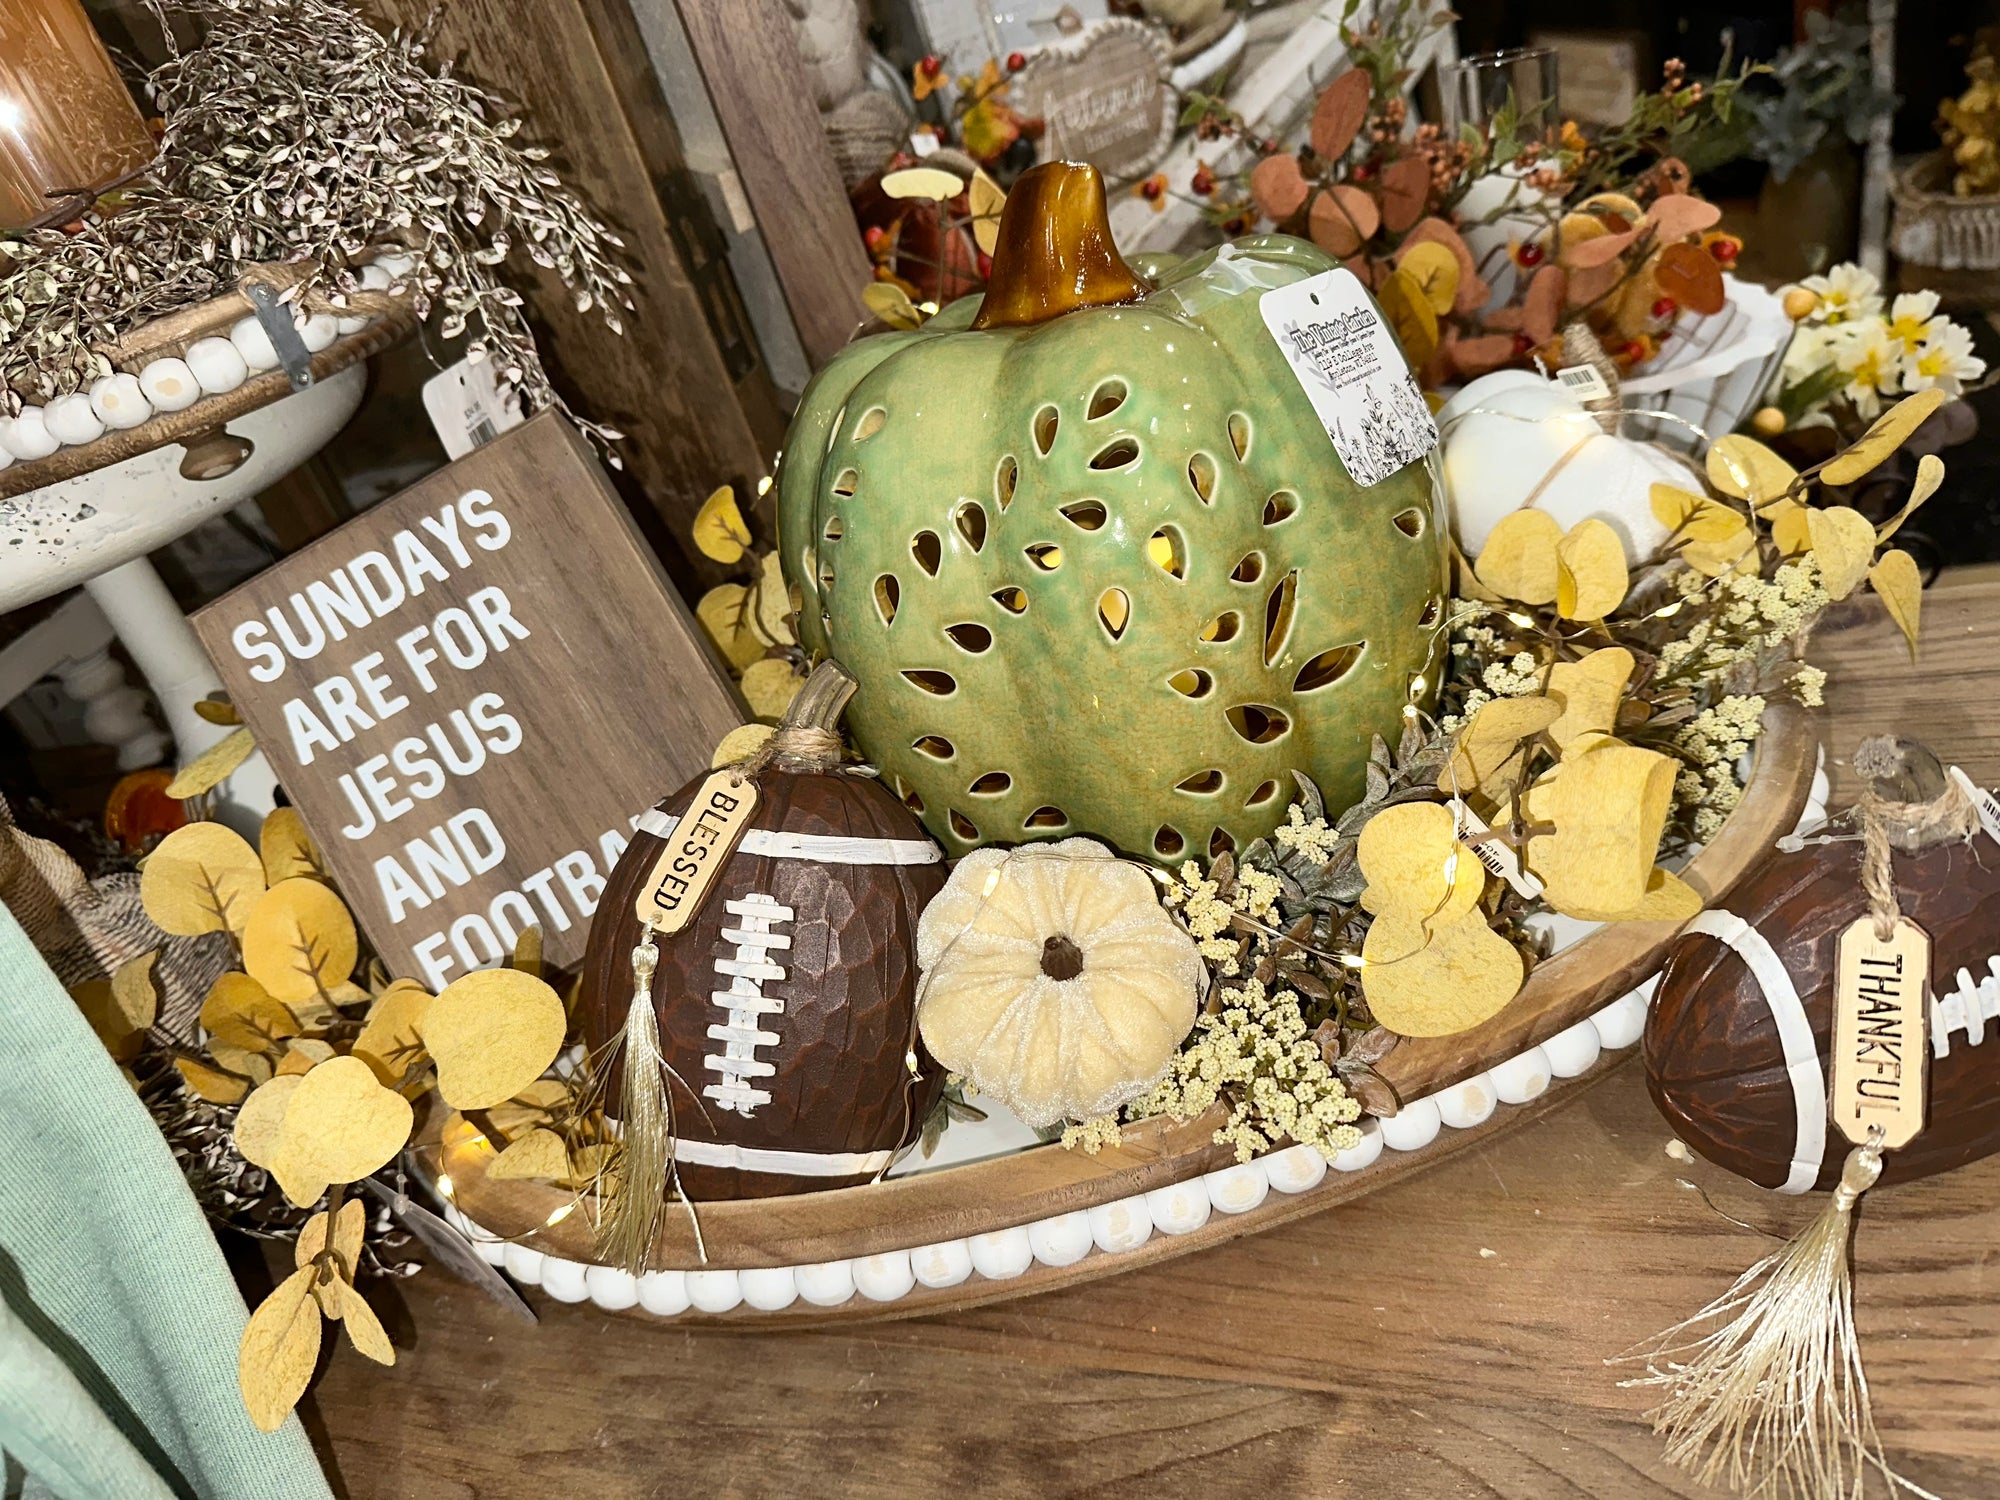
[301,567,2000,1497]
[192,414,744,984]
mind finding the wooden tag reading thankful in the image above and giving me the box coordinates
[1830,915,1931,1150]
[634,771,759,935]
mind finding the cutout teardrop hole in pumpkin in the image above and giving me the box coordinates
[1263,570,1298,666]
[1231,551,1265,585]
[853,406,886,441]
[954,501,988,553]
[1088,379,1128,420]
[1024,543,1063,571]
[902,669,957,695]
[1059,500,1108,531]
[949,808,980,841]
[1033,405,1059,456]
[1097,588,1130,640]
[1227,412,1251,462]
[1245,779,1280,807]
[996,454,1019,511]
[1023,805,1069,830]
[825,406,846,453]
[1294,642,1366,693]
[1198,610,1240,644]
[1187,451,1217,503]
[895,776,925,814]
[1153,825,1186,858]
[832,467,858,497]
[1089,437,1140,472]
[945,622,992,653]
[1418,596,1442,628]
[817,558,835,591]
[968,771,1012,797]
[911,530,942,577]
[1209,827,1237,859]
[822,515,844,542]
[1225,703,1290,745]
[873,573,900,627]
[913,735,955,760]
[1175,768,1225,795]
[992,586,1028,615]
[1393,507,1426,539]
[1262,490,1299,526]
[1147,526,1186,579]
[1168,667,1213,699]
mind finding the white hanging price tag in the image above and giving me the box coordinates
[1555,364,1612,402]
[1947,765,2000,846]
[1448,798,1544,900]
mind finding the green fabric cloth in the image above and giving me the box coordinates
[0,904,333,1500]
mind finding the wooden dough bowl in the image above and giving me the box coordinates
[438,701,1819,1326]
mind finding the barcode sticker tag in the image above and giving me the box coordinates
[422,357,526,461]
[1947,765,2000,846]
[1556,364,1612,402]
[1831,915,1930,1150]
[1448,798,1544,899]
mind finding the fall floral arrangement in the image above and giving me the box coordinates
[0,0,629,445]
[1767,263,1988,427]
[1177,0,1756,383]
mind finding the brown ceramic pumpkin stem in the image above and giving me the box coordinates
[752,660,856,775]
[971,162,1148,331]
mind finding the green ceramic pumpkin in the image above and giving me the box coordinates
[779,163,1446,861]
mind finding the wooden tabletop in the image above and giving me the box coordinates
[304,567,2000,1500]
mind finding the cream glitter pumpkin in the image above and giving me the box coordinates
[915,837,1201,1127]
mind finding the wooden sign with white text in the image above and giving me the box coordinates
[194,413,746,989]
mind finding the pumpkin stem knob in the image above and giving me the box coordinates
[971,161,1148,331]
[747,660,854,774]
[1040,933,1085,981]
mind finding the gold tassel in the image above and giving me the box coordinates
[595,924,690,1274]
[1615,1130,1939,1500]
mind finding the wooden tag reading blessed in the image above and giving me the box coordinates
[635,772,759,935]
[1831,915,1931,1150]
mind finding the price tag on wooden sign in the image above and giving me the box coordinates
[193,412,746,990]
[1830,915,1931,1150]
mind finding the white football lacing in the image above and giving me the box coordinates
[1931,956,2000,1058]
[701,893,792,1116]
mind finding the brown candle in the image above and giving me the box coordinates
[0,0,155,230]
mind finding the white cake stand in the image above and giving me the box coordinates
[0,281,413,837]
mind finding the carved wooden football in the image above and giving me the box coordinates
[1646,837,2000,1193]
[579,760,946,1201]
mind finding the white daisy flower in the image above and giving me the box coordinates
[1802,263,1884,325]
[1905,320,1987,396]
[1885,290,1946,355]
[1835,323,1903,417]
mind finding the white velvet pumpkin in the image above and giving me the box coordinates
[915,838,1201,1128]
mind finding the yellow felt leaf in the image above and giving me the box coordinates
[1474,510,1564,605]
[200,972,299,1053]
[881,164,966,201]
[1526,744,1676,917]
[1869,548,1923,659]
[1554,519,1629,620]
[333,1279,396,1365]
[1465,694,1562,744]
[695,583,766,671]
[1819,389,1948,485]
[350,977,433,1084]
[1397,240,1460,314]
[242,878,359,1003]
[1876,453,1946,544]
[74,951,160,1059]
[1763,497,1814,558]
[1356,802,1486,921]
[1704,435,1798,504]
[749,550,797,647]
[1544,648,1634,750]
[295,1198,366,1280]
[1651,485,1756,570]
[968,168,1007,256]
[692,485,752,564]
[233,1074,303,1172]
[513,925,542,978]
[484,1080,570,1140]
[1557,866,1706,923]
[489,1127,571,1180]
[238,1266,322,1432]
[862,280,924,330]
[740,657,804,721]
[276,1039,336,1076]
[711,722,775,769]
[419,967,567,1111]
[1378,267,1439,365]
[193,696,241,725]
[1806,505,1876,601]
[165,727,257,799]
[1361,911,1524,1037]
[259,807,323,885]
[273,1055,414,1206]
[176,1056,249,1103]
[208,1041,273,1082]
[140,823,265,936]
[557,1141,620,1191]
